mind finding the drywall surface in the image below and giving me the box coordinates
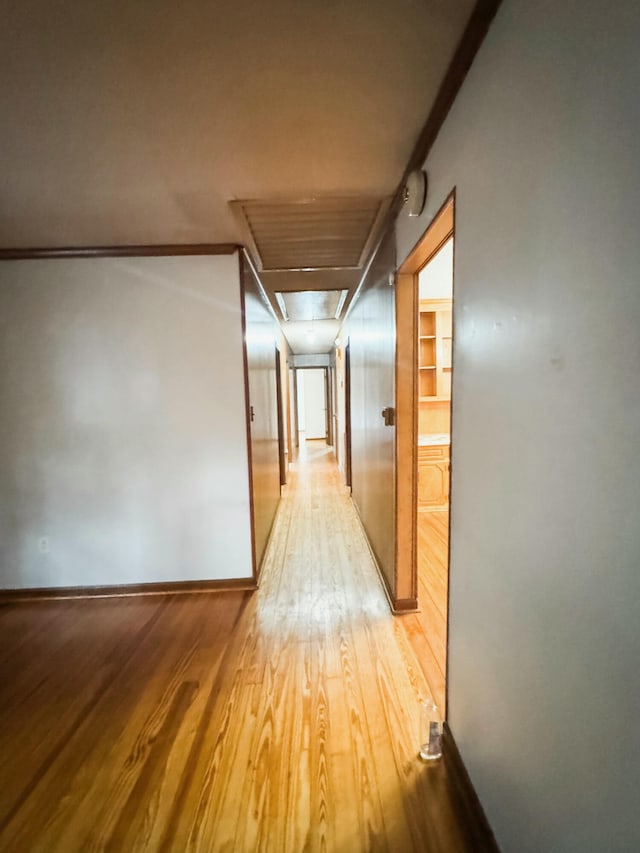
[0,254,253,587]
[301,369,326,439]
[418,236,453,299]
[397,1,640,850]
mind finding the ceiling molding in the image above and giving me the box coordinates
[406,0,502,179]
[393,0,503,226]
[0,244,240,261]
[240,248,281,324]
[345,0,502,321]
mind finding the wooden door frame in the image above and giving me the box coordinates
[329,364,337,463]
[275,347,287,487]
[324,367,332,444]
[294,366,330,444]
[395,191,455,608]
[291,367,300,449]
[344,340,352,490]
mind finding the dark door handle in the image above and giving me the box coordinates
[381,407,395,426]
[250,405,255,422]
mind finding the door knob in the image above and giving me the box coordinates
[381,407,395,426]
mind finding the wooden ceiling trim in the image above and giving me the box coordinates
[390,0,503,226]
[406,0,502,176]
[0,244,240,261]
[345,0,502,320]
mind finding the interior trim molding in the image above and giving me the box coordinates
[256,498,282,583]
[0,577,257,603]
[0,243,240,261]
[394,269,419,607]
[238,250,283,585]
[241,247,281,323]
[350,494,415,614]
[399,192,456,276]
[344,0,501,324]
[396,189,456,713]
[402,0,503,183]
[392,597,419,614]
[442,723,500,851]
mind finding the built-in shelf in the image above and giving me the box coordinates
[418,299,452,400]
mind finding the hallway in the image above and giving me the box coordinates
[0,445,491,851]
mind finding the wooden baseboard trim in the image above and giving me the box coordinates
[0,577,257,603]
[350,495,407,614]
[373,559,397,614]
[442,722,500,851]
[392,597,419,613]
[254,495,282,586]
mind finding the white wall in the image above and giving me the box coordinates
[302,369,327,439]
[418,236,453,299]
[0,254,253,588]
[397,2,640,850]
[296,370,306,431]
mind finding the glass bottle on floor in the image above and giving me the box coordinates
[419,698,443,761]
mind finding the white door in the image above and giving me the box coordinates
[302,369,327,439]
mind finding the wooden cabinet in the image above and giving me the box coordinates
[418,299,452,401]
[418,443,450,511]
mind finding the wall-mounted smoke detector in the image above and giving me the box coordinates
[404,169,428,217]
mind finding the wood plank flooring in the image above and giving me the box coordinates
[401,511,449,715]
[0,444,487,851]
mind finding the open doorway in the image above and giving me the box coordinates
[395,193,454,717]
[295,367,329,445]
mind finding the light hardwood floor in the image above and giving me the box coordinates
[0,444,485,852]
[401,511,449,716]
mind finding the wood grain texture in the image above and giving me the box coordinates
[418,299,453,402]
[346,232,396,600]
[241,254,281,579]
[419,399,451,437]
[0,449,491,851]
[418,443,451,512]
[396,194,454,656]
[399,196,454,276]
[0,577,257,603]
[395,272,418,605]
[402,511,450,714]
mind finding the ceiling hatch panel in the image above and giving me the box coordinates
[276,289,348,323]
[231,196,388,271]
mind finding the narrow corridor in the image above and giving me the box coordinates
[0,443,491,851]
